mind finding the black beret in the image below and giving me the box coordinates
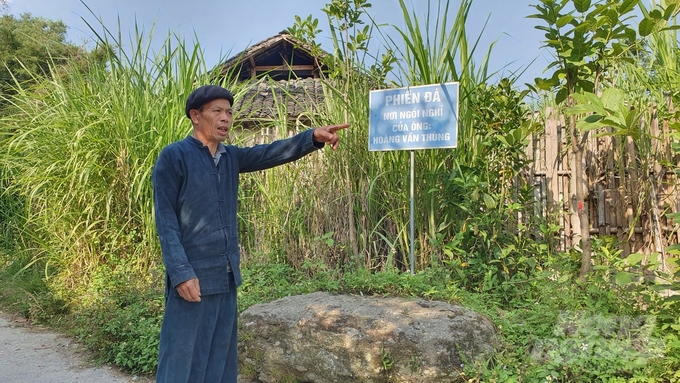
[185,85,234,119]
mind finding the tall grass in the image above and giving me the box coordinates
[0,23,254,302]
[0,0,532,301]
[236,1,407,271]
[375,0,516,272]
[236,0,540,280]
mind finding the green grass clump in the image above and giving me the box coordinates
[71,287,164,375]
[1,249,679,380]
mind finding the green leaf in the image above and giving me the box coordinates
[667,243,680,255]
[606,9,619,25]
[623,252,645,266]
[615,271,636,285]
[624,27,637,41]
[534,77,557,91]
[558,48,574,58]
[639,18,656,37]
[512,129,525,144]
[624,107,639,132]
[571,92,607,115]
[660,25,680,32]
[664,3,678,20]
[602,117,626,129]
[574,20,593,33]
[556,14,574,28]
[576,79,595,93]
[573,0,591,13]
[584,114,604,123]
[565,105,591,115]
[482,193,497,209]
[502,131,516,146]
[576,117,607,130]
[649,284,673,291]
[556,88,569,104]
[600,88,625,111]
[618,0,638,15]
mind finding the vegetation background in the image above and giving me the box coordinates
[1,0,680,381]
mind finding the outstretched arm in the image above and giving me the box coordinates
[313,123,350,150]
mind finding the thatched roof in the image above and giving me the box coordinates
[221,32,326,82]
[218,32,328,127]
[234,78,324,122]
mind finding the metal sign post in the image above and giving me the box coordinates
[410,150,415,275]
[368,83,459,275]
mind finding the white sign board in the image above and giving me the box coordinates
[368,83,459,151]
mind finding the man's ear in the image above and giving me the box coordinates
[189,108,200,124]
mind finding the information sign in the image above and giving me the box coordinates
[368,83,458,151]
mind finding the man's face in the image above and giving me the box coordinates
[190,98,233,144]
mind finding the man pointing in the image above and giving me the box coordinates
[152,85,348,382]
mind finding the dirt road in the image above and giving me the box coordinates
[0,310,260,383]
[0,311,154,383]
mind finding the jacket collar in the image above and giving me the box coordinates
[185,135,227,156]
[185,135,204,148]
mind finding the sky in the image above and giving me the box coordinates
[5,0,554,86]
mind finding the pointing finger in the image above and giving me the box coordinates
[327,123,350,133]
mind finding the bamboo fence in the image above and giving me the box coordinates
[526,107,679,268]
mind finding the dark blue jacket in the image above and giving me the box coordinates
[152,129,321,295]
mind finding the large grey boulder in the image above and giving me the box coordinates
[238,292,497,383]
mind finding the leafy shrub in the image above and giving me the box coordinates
[72,287,163,375]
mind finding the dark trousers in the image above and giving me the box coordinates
[156,273,238,383]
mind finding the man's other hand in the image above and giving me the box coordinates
[176,278,201,302]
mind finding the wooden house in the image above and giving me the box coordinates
[218,32,327,141]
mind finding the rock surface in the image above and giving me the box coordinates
[238,292,497,383]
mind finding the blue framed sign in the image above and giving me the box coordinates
[368,83,459,151]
